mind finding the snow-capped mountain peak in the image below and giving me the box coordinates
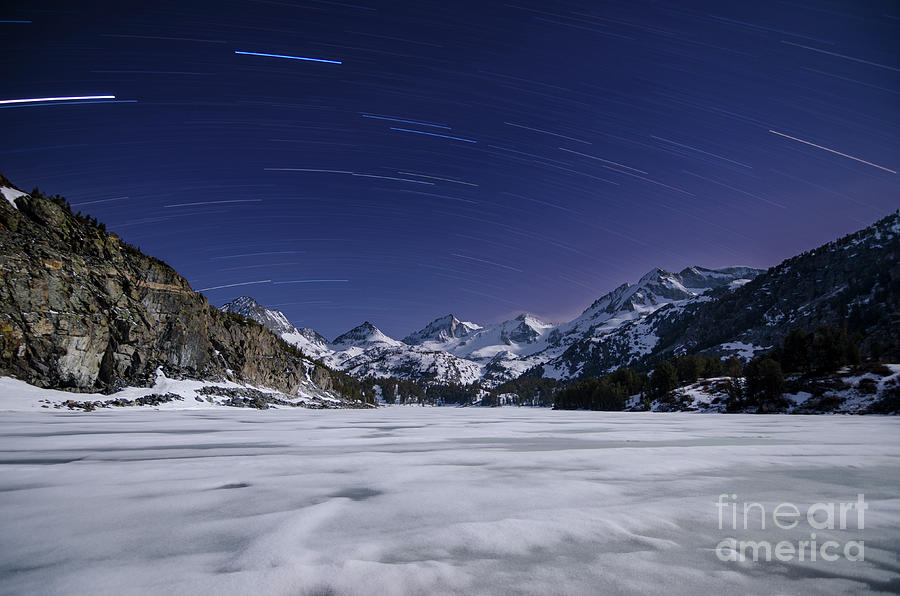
[444,313,555,363]
[218,264,765,386]
[332,322,400,348]
[403,314,482,346]
[579,266,760,320]
[220,296,329,359]
[221,296,296,336]
[500,314,553,344]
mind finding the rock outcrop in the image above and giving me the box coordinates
[0,175,358,400]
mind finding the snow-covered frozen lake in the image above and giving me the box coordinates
[1,408,898,595]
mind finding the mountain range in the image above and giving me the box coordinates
[0,175,369,406]
[2,172,897,401]
[222,212,899,388]
[221,265,767,386]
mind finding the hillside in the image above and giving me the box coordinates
[6,173,895,408]
[543,211,900,378]
[0,175,367,406]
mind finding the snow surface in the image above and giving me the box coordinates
[413,314,554,359]
[280,329,332,360]
[0,408,897,595]
[0,186,26,210]
[0,368,336,411]
[717,341,767,360]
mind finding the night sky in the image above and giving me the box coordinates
[4,1,898,339]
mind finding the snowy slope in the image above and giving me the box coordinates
[3,409,898,595]
[411,313,555,360]
[221,265,761,385]
[221,296,331,360]
[222,295,299,336]
[0,186,26,210]
[496,266,761,381]
[0,367,364,412]
[325,321,483,384]
[635,364,900,414]
[551,266,760,347]
[333,343,483,385]
[402,314,481,346]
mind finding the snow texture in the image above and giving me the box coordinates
[0,186,26,210]
[0,368,346,412]
[0,408,897,595]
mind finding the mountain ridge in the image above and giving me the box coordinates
[4,174,895,395]
[0,177,369,406]
[227,265,764,385]
[222,209,897,387]
[541,210,900,379]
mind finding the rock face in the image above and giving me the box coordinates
[0,177,351,398]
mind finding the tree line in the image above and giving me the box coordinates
[345,324,864,410]
[553,324,861,412]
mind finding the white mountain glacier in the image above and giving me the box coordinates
[220,296,332,360]
[219,265,761,386]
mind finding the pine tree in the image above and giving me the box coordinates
[781,328,811,373]
[744,357,784,412]
[649,361,679,398]
[723,356,743,378]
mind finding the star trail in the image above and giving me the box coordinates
[3,0,898,339]
[234,50,344,65]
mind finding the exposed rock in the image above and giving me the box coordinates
[0,176,364,403]
[60,392,184,411]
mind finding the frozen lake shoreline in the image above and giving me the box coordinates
[1,409,898,595]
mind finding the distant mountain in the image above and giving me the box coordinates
[10,173,894,403]
[212,209,897,389]
[549,266,761,347]
[223,266,760,386]
[332,343,483,385]
[542,211,900,378]
[402,315,481,346]
[211,304,483,384]
[0,175,366,407]
[221,295,298,336]
[332,321,400,348]
[221,296,331,359]
[479,266,761,382]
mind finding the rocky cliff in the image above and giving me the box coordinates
[0,175,357,399]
